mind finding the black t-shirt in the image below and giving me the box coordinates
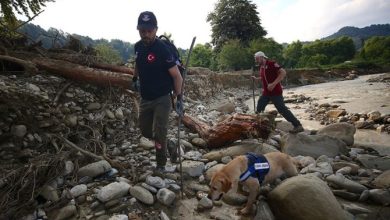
[135,38,176,100]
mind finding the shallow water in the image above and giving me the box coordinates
[246,73,390,145]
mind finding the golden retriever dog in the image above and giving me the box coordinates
[208,151,298,215]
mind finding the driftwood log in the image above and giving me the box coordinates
[182,113,273,148]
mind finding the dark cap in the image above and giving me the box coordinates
[137,11,157,30]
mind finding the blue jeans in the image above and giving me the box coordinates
[257,95,301,127]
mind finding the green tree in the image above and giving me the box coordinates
[248,37,284,63]
[283,41,303,68]
[0,0,54,24]
[95,43,122,65]
[190,43,213,68]
[360,36,390,64]
[218,39,252,71]
[207,0,267,51]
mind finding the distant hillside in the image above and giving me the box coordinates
[18,23,134,62]
[322,24,390,49]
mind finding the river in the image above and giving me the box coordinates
[246,73,390,146]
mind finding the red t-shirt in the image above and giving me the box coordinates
[259,60,283,96]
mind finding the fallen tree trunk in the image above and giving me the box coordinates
[32,57,133,89]
[182,113,273,148]
[0,54,38,74]
[47,52,134,75]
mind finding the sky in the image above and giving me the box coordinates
[24,0,390,49]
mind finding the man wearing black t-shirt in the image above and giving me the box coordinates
[133,11,183,172]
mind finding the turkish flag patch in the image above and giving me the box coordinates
[147,53,156,63]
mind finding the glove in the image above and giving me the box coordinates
[132,76,140,92]
[175,94,184,116]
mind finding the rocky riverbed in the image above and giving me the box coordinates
[0,71,389,220]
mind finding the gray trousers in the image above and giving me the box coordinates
[139,94,171,167]
[257,95,302,127]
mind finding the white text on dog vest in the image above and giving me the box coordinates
[254,163,269,170]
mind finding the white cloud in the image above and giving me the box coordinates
[258,0,390,43]
[22,0,390,47]
[29,0,218,48]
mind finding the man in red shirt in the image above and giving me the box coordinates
[251,51,304,134]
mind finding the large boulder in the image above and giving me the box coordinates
[317,122,356,146]
[268,175,348,220]
[281,133,348,158]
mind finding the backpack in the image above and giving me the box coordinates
[158,35,185,74]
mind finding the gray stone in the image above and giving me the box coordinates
[368,189,390,206]
[371,170,390,188]
[332,190,359,201]
[70,184,87,197]
[326,174,368,193]
[356,154,390,171]
[51,205,77,220]
[255,198,275,220]
[78,160,111,178]
[191,137,207,148]
[11,125,27,137]
[86,102,101,110]
[146,176,166,189]
[317,122,356,146]
[342,203,371,215]
[182,160,205,177]
[138,137,154,150]
[198,197,213,209]
[268,175,347,220]
[157,188,176,206]
[281,133,347,158]
[97,182,131,202]
[129,185,154,205]
[141,182,158,194]
[222,192,247,206]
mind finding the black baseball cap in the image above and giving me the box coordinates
[137,11,158,30]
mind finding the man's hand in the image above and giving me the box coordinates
[267,82,276,91]
[175,94,184,116]
[132,76,140,92]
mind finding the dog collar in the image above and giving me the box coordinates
[239,152,270,183]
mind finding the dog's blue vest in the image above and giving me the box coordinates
[239,152,270,183]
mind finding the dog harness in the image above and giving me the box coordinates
[239,152,270,183]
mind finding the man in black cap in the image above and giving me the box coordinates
[133,11,183,172]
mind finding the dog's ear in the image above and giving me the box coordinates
[221,175,232,193]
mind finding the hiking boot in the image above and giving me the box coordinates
[153,165,168,177]
[167,139,178,163]
[289,125,304,134]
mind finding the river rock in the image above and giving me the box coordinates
[97,182,131,202]
[191,137,207,148]
[130,185,154,205]
[371,170,390,188]
[138,137,155,150]
[326,109,347,118]
[254,198,275,220]
[332,161,360,175]
[182,160,205,177]
[281,133,347,158]
[11,125,27,137]
[70,184,87,197]
[157,188,176,206]
[77,160,111,178]
[268,175,347,220]
[356,154,390,171]
[326,174,367,193]
[317,122,356,146]
[50,205,77,220]
[368,189,390,206]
